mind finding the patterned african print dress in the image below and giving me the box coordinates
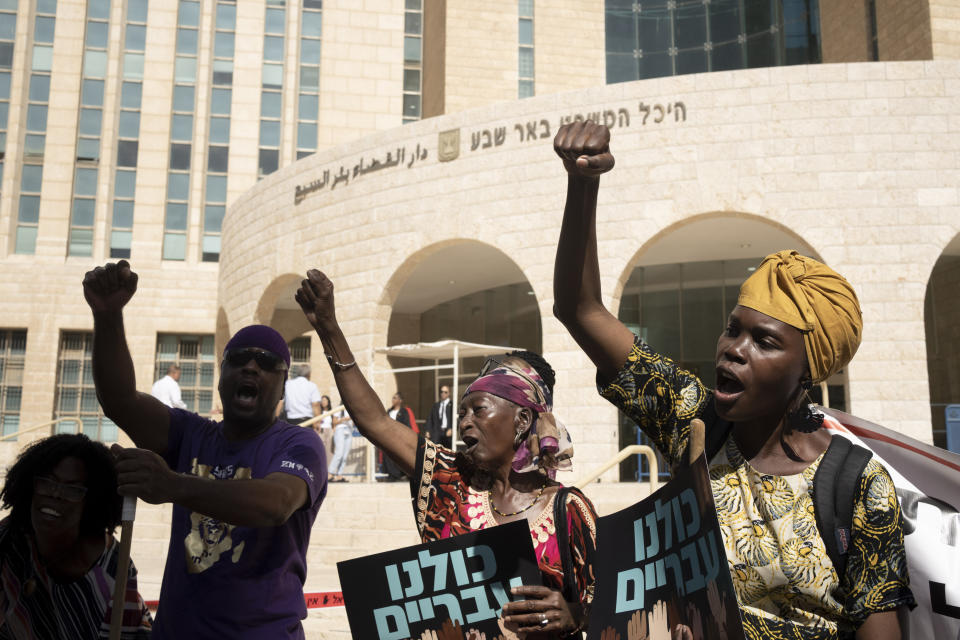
[410,437,597,608]
[598,335,914,640]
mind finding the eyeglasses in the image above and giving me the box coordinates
[223,348,289,372]
[478,355,547,406]
[34,476,88,503]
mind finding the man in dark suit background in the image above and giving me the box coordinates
[424,385,452,448]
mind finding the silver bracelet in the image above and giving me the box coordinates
[325,353,356,371]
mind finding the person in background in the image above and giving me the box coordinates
[380,392,417,482]
[424,384,453,448]
[150,364,187,410]
[328,404,354,483]
[281,364,323,426]
[0,433,152,639]
[316,395,335,459]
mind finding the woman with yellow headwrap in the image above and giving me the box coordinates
[551,121,914,640]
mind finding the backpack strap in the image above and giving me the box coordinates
[552,486,577,603]
[813,435,872,578]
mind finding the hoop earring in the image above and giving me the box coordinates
[786,390,823,434]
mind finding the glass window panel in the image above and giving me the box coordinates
[206,174,226,202]
[258,148,278,175]
[210,87,232,114]
[171,113,193,141]
[204,204,225,232]
[302,11,322,38]
[519,47,534,77]
[110,229,132,251]
[406,0,421,9]
[710,0,742,44]
[15,226,37,255]
[300,38,321,64]
[299,66,319,90]
[123,53,145,79]
[114,169,136,198]
[202,234,221,258]
[605,4,635,54]
[128,0,148,22]
[265,8,285,34]
[169,143,191,170]
[298,93,318,119]
[0,42,11,69]
[167,172,189,199]
[675,4,707,50]
[209,116,230,144]
[264,35,284,61]
[32,45,53,72]
[212,59,233,86]
[18,196,41,223]
[68,228,94,256]
[125,24,146,51]
[74,167,98,196]
[21,165,43,192]
[0,102,6,126]
[259,120,280,146]
[175,56,197,83]
[402,93,420,117]
[639,50,672,80]
[78,108,102,136]
[519,0,534,16]
[112,200,134,227]
[207,145,228,173]
[178,1,199,27]
[261,91,281,118]
[677,48,707,75]
[519,79,534,98]
[297,122,316,149]
[29,74,50,101]
[118,110,140,138]
[639,11,672,53]
[304,0,322,8]
[76,137,100,161]
[173,85,195,111]
[23,134,46,157]
[403,36,421,63]
[163,232,187,260]
[216,3,236,30]
[99,418,118,443]
[117,140,138,167]
[87,21,109,48]
[262,63,282,89]
[88,0,109,20]
[58,387,79,412]
[747,31,775,68]
[0,16,14,39]
[35,16,56,43]
[165,202,188,229]
[37,0,56,14]
[82,79,104,106]
[518,18,533,45]
[177,28,198,55]
[121,81,142,108]
[0,72,10,99]
[403,68,420,92]
[215,31,235,58]
[71,198,95,225]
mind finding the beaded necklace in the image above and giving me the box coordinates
[489,484,546,517]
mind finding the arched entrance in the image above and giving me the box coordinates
[924,233,960,452]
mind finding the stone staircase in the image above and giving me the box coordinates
[127,479,657,640]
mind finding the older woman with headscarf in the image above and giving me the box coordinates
[295,270,597,639]
[551,121,914,640]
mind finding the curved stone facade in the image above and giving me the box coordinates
[221,60,960,473]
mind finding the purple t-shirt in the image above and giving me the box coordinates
[153,409,327,639]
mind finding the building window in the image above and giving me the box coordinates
[0,330,26,438]
[402,0,422,124]
[288,336,311,371]
[258,1,285,177]
[164,1,200,260]
[203,0,235,262]
[155,334,216,415]
[296,0,321,159]
[518,0,534,98]
[111,0,149,259]
[55,332,117,442]
[16,0,57,255]
[0,0,17,192]
[605,0,822,84]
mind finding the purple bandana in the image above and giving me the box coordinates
[223,325,291,367]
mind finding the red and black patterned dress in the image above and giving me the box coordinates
[409,437,597,606]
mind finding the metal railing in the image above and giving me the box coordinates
[0,417,82,442]
[573,444,659,493]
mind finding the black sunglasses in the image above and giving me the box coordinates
[223,348,288,372]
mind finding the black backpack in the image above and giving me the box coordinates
[705,421,872,578]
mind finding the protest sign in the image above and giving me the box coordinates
[588,455,744,639]
[822,407,960,639]
[337,519,542,640]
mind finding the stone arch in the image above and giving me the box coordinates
[254,273,312,343]
[923,231,960,452]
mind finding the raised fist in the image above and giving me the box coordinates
[82,260,138,313]
[295,269,337,332]
[553,120,615,178]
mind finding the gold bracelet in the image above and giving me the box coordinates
[325,353,356,371]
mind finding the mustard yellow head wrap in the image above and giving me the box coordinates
[737,250,862,384]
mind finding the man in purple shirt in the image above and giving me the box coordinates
[83,260,327,639]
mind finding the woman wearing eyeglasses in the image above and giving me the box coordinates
[0,433,152,639]
[296,270,597,639]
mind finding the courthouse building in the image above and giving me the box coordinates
[1,0,960,487]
